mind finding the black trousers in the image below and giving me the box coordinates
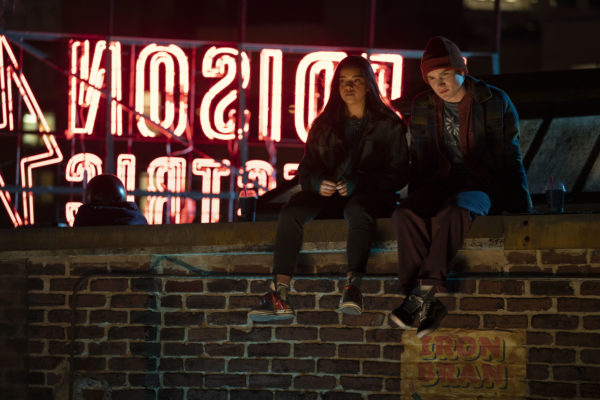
[272,190,395,277]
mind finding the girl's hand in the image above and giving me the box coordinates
[319,180,337,197]
[336,180,348,196]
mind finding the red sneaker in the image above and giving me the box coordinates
[249,291,294,322]
[338,285,363,315]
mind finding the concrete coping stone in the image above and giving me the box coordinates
[0,214,598,255]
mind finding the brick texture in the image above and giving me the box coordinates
[6,229,600,400]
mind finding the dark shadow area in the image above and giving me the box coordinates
[0,261,28,400]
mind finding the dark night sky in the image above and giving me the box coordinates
[4,0,592,72]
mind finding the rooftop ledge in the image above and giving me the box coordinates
[1,214,599,255]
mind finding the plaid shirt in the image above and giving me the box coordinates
[409,76,532,214]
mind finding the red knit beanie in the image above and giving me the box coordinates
[420,36,468,81]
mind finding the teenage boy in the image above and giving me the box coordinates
[389,36,532,337]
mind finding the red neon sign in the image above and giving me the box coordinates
[0,35,409,226]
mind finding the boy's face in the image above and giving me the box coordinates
[425,68,466,103]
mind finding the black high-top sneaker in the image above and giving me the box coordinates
[389,294,423,329]
[416,294,447,338]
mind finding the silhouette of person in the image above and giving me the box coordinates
[73,174,148,227]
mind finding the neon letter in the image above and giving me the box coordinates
[199,46,250,141]
[64,152,103,227]
[258,49,282,142]
[65,202,81,227]
[362,53,403,102]
[237,160,276,196]
[192,158,231,223]
[135,44,189,138]
[67,40,123,138]
[65,152,103,183]
[283,163,299,181]
[117,154,136,202]
[145,157,186,224]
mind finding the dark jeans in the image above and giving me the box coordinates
[392,189,491,295]
[273,190,395,277]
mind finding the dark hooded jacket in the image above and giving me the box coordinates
[73,202,148,227]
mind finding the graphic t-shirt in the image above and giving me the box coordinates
[442,100,464,165]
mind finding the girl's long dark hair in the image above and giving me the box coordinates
[310,55,399,135]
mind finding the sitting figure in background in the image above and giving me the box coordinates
[73,174,148,227]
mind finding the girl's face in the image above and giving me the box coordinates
[338,66,368,110]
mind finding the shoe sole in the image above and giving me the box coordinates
[249,312,294,322]
[416,309,448,338]
[389,313,413,329]
[338,302,362,315]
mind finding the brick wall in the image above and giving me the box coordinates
[1,216,600,400]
